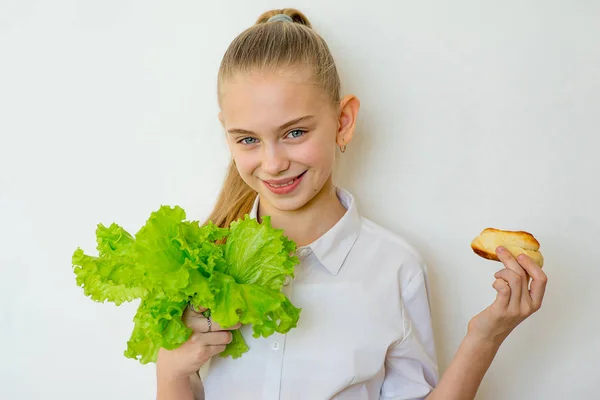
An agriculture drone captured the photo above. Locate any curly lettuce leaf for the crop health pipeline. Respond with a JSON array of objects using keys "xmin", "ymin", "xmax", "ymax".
[
  {"xmin": 209, "ymin": 271, "xmax": 301, "ymax": 335},
  {"xmin": 73, "ymin": 206, "xmax": 300, "ymax": 364},
  {"xmin": 134, "ymin": 208, "xmax": 225, "ymax": 286},
  {"xmin": 222, "ymin": 215, "xmax": 298, "ymax": 290},
  {"xmin": 132, "ymin": 207, "xmax": 228, "ymax": 305},
  {"xmin": 220, "ymin": 329, "xmax": 249, "ymax": 359},
  {"xmin": 72, "ymin": 223, "xmax": 147, "ymax": 305},
  {"xmin": 124, "ymin": 295, "xmax": 189, "ymax": 364}
]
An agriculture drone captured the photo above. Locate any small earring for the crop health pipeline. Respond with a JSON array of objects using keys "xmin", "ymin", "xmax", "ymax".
[{"xmin": 340, "ymin": 143, "xmax": 347, "ymax": 153}]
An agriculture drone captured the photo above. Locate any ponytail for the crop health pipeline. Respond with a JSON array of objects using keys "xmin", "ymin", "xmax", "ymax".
[{"xmin": 205, "ymin": 160, "xmax": 257, "ymax": 228}]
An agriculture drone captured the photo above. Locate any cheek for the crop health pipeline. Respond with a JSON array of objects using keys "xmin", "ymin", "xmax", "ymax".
[
  {"xmin": 233, "ymin": 151, "xmax": 259, "ymax": 177},
  {"xmin": 297, "ymin": 140, "xmax": 336, "ymax": 173}
]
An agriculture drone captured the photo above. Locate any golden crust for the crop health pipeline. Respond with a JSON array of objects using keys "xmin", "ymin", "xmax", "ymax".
[{"xmin": 471, "ymin": 228, "xmax": 544, "ymax": 267}]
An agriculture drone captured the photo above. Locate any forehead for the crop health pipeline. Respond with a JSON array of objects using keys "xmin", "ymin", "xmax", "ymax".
[{"xmin": 219, "ymin": 70, "xmax": 331, "ymax": 128}]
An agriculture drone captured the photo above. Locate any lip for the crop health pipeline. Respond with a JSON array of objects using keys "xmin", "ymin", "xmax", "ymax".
[{"xmin": 262, "ymin": 171, "xmax": 306, "ymax": 195}]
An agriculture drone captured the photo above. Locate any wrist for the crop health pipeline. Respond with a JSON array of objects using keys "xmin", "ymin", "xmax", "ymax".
[
  {"xmin": 156, "ymin": 374, "xmax": 195, "ymax": 400},
  {"xmin": 158, "ymin": 372, "xmax": 192, "ymax": 386},
  {"xmin": 464, "ymin": 329, "xmax": 505, "ymax": 351}
]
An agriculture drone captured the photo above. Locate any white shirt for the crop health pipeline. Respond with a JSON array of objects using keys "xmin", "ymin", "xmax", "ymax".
[{"xmin": 201, "ymin": 187, "xmax": 439, "ymax": 399}]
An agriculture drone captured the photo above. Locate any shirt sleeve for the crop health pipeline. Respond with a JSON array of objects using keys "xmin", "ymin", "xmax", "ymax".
[{"xmin": 380, "ymin": 267, "xmax": 439, "ymax": 400}]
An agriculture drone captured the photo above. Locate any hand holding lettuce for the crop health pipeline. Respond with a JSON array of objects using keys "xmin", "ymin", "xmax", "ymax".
[{"xmin": 72, "ymin": 205, "xmax": 301, "ymax": 364}]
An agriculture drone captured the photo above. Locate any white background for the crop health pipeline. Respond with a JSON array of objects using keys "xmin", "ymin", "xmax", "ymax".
[{"xmin": 1, "ymin": 1, "xmax": 599, "ymax": 399}]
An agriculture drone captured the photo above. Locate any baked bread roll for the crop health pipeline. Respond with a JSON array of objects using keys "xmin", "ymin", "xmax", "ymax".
[{"xmin": 471, "ymin": 228, "xmax": 544, "ymax": 267}]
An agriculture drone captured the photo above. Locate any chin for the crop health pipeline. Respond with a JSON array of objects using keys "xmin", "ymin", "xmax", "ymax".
[
  {"xmin": 256, "ymin": 182, "xmax": 320, "ymax": 213},
  {"xmin": 261, "ymin": 191, "xmax": 310, "ymax": 212}
]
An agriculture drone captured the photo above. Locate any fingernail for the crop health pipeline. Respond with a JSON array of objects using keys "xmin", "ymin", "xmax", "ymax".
[{"xmin": 497, "ymin": 246, "xmax": 505, "ymax": 253}]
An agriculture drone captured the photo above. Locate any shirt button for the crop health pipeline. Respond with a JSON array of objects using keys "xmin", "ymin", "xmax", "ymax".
[
  {"xmin": 283, "ymin": 276, "xmax": 291, "ymax": 286},
  {"xmin": 297, "ymin": 248, "xmax": 310, "ymax": 257},
  {"xmin": 272, "ymin": 341, "xmax": 279, "ymax": 350}
]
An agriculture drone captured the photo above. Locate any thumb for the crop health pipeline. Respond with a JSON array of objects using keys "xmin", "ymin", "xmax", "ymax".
[
  {"xmin": 189, "ymin": 304, "xmax": 208, "ymax": 314},
  {"xmin": 184, "ymin": 304, "xmax": 209, "ymax": 321}
]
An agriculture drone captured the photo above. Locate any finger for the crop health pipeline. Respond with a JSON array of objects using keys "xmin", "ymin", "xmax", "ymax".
[
  {"xmin": 183, "ymin": 305, "xmax": 208, "ymax": 324},
  {"xmin": 494, "ymin": 268, "xmax": 522, "ymax": 311},
  {"xmin": 186, "ymin": 315, "xmax": 219, "ymax": 333},
  {"xmin": 186, "ymin": 314, "xmax": 242, "ymax": 333},
  {"xmin": 189, "ymin": 342, "xmax": 227, "ymax": 363},
  {"xmin": 191, "ymin": 331, "xmax": 233, "ymax": 346},
  {"xmin": 516, "ymin": 253, "xmax": 548, "ymax": 308},
  {"xmin": 188, "ymin": 304, "xmax": 208, "ymax": 314},
  {"xmin": 183, "ymin": 307, "xmax": 211, "ymax": 332},
  {"xmin": 205, "ymin": 344, "xmax": 227, "ymax": 358},
  {"xmin": 492, "ymin": 278, "xmax": 510, "ymax": 308},
  {"xmin": 496, "ymin": 247, "xmax": 530, "ymax": 292},
  {"xmin": 218, "ymin": 321, "xmax": 242, "ymax": 331}
]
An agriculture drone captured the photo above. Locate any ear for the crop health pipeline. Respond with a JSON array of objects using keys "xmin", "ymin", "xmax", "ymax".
[
  {"xmin": 336, "ymin": 95, "xmax": 360, "ymax": 149},
  {"xmin": 218, "ymin": 111, "xmax": 225, "ymax": 128}
]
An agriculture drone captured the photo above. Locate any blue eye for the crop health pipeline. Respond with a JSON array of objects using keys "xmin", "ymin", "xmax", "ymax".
[
  {"xmin": 240, "ymin": 137, "xmax": 258, "ymax": 145},
  {"xmin": 287, "ymin": 129, "xmax": 306, "ymax": 138}
]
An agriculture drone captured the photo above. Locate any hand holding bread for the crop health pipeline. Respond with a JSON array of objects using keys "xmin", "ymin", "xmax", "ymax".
[
  {"xmin": 467, "ymin": 227, "xmax": 547, "ymax": 343},
  {"xmin": 471, "ymin": 228, "xmax": 544, "ymax": 267}
]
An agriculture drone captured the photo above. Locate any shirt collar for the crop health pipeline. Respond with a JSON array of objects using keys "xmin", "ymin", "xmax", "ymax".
[{"xmin": 249, "ymin": 187, "xmax": 361, "ymax": 276}]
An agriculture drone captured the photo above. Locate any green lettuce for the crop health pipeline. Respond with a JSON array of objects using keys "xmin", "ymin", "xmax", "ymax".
[{"xmin": 72, "ymin": 206, "xmax": 301, "ymax": 364}]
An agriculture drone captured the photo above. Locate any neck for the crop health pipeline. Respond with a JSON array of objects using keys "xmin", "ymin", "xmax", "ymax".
[{"xmin": 258, "ymin": 177, "xmax": 347, "ymax": 247}]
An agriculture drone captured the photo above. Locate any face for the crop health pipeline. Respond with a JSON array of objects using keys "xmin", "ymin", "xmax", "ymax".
[{"xmin": 218, "ymin": 69, "xmax": 358, "ymax": 213}]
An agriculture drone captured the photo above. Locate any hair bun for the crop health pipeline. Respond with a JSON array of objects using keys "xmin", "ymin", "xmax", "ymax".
[{"xmin": 255, "ymin": 8, "xmax": 312, "ymax": 28}]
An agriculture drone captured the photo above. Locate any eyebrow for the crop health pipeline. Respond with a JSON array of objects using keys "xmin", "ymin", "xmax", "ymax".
[{"xmin": 227, "ymin": 115, "xmax": 315, "ymax": 135}]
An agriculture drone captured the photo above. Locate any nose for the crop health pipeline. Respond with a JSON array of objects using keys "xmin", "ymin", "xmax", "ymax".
[{"xmin": 261, "ymin": 143, "xmax": 290, "ymax": 177}]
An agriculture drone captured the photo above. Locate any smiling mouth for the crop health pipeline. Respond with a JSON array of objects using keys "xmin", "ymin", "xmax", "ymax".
[{"xmin": 264, "ymin": 171, "xmax": 307, "ymax": 188}]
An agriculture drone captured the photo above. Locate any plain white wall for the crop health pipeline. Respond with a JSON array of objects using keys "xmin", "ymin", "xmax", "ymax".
[{"xmin": 1, "ymin": 1, "xmax": 598, "ymax": 399}]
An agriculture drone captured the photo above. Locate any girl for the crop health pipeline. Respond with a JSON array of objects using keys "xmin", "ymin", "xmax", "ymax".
[{"xmin": 156, "ymin": 8, "xmax": 547, "ymax": 400}]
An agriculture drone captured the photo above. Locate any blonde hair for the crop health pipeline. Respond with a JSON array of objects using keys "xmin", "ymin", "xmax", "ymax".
[{"xmin": 206, "ymin": 8, "xmax": 342, "ymax": 228}]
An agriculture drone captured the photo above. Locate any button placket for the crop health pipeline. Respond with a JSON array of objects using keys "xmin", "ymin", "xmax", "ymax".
[
  {"xmin": 264, "ymin": 331, "xmax": 286, "ymax": 399},
  {"xmin": 262, "ymin": 263, "xmax": 296, "ymax": 399}
]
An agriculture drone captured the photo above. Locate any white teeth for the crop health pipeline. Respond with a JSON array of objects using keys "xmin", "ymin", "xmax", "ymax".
[{"xmin": 269, "ymin": 179, "xmax": 295, "ymax": 188}]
